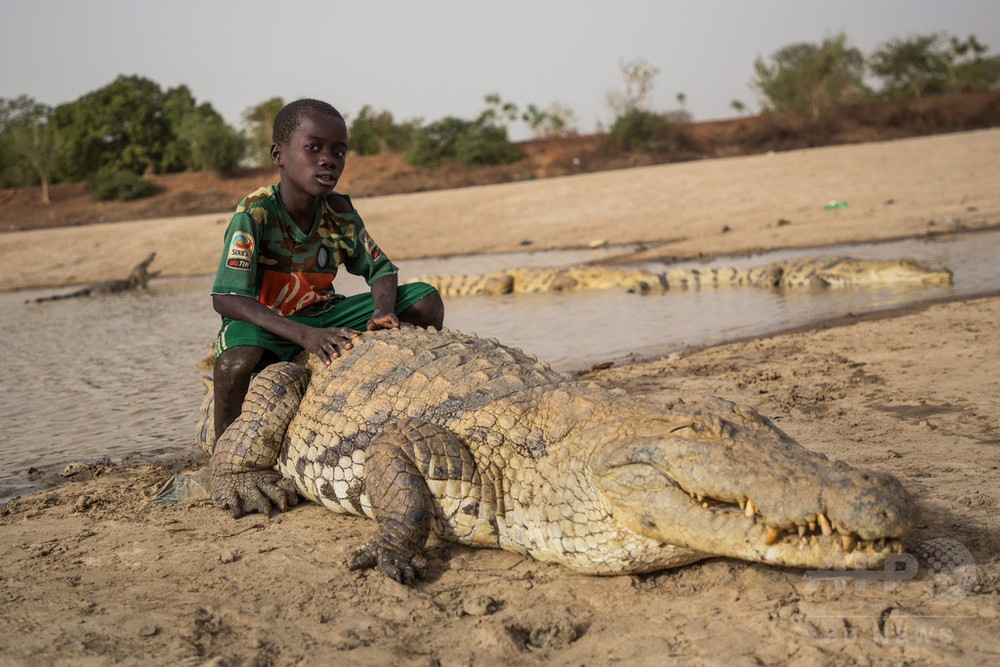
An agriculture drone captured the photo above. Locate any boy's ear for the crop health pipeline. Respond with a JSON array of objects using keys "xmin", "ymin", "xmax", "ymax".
[{"xmin": 270, "ymin": 143, "xmax": 283, "ymax": 167}]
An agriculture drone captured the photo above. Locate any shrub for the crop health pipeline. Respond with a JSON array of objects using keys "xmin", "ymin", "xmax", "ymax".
[
  {"xmin": 406, "ymin": 116, "xmax": 521, "ymax": 167},
  {"xmin": 608, "ymin": 109, "xmax": 673, "ymax": 151},
  {"xmin": 86, "ymin": 169, "xmax": 159, "ymax": 201}
]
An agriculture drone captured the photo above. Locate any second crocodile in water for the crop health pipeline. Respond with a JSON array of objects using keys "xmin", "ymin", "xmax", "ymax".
[{"xmin": 201, "ymin": 328, "xmax": 916, "ymax": 584}]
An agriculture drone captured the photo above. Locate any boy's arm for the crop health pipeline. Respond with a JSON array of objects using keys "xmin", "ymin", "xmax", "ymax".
[
  {"xmin": 213, "ymin": 294, "xmax": 358, "ymax": 365},
  {"xmin": 366, "ymin": 273, "xmax": 402, "ymax": 330}
]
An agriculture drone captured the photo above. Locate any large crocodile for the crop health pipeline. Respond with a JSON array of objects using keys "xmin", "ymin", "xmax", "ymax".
[
  {"xmin": 198, "ymin": 328, "xmax": 915, "ymax": 584},
  {"xmin": 408, "ymin": 256, "xmax": 952, "ymax": 297}
]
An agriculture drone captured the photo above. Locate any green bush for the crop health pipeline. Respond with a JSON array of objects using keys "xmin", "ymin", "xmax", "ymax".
[
  {"xmin": 86, "ymin": 169, "xmax": 159, "ymax": 201},
  {"xmin": 349, "ymin": 106, "xmax": 416, "ymax": 155},
  {"xmin": 453, "ymin": 124, "xmax": 521, "ymax": 165},
  {"xmin": 181, "ymin": 115, "xmax": 245, "ymax": 175},
  {"xmin": 608, "ymin": 108, "xmax": 673, "ymax": 151},
  {"xmin": 406, "ymin": 116, "xmax": 521, "ymax": 167}
]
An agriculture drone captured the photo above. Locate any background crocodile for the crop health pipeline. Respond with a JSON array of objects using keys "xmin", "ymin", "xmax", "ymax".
[
  {"xmin": 408, "ymin": 256, "xmax": 952, "ymax": 297},
  {"xmin": 199, "ymin": 328, "xmax": 915, "ymax": 584},
  {"xmin": 29, "ymin": 252, "xmax": 161, "ymax": 303}
]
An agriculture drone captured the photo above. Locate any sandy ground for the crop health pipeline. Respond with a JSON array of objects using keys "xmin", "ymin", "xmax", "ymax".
[{"xmin": 1, "ymin": 130, "xmax": 999, "ymax": 664}]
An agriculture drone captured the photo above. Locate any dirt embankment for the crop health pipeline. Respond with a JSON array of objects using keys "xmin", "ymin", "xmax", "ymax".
[{"xmin": 2, "ymin": 91, "xmax": 998, "ymax": 233}]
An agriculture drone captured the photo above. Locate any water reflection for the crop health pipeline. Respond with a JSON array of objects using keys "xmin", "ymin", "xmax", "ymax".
[{"xmin": 1, "ymin": 230, "xmax": 997, "ymax": 502}]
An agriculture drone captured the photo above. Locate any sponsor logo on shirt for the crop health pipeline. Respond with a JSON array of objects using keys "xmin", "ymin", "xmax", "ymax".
[
  {"xmin": 226, "ymin": 232, "xmax": 254, "ymax": 270},
  {"xmin": 359, "ymin": 230, "xmax": 383, "ymax": 261},
  {"xmin": 260, "ymin": 270, "xmax": 336, "ymax": 314}
]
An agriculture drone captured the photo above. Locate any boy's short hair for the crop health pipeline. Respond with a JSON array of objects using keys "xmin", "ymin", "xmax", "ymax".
[{"xmin": 272, "ymin": 99, "xmax": 344, "ymax": 145}]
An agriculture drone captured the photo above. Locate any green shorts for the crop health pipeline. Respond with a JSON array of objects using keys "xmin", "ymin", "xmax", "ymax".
[{"xmin": 214, "ymin": 281, "xmax": 437, "ymax": 366}]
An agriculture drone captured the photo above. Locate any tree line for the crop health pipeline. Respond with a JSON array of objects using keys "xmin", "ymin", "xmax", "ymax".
[{"xmin": 1, "ymin": 31, "xmax": 997, "ymax": 203}]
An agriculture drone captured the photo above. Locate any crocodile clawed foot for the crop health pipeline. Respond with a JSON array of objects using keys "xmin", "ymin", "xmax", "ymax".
[
  {"xmin": 348, "ymin": 539, "xmax": 427, "ymax": 585},
  {"xmin": 211, "ymin": 469, "xmax": 299, "ymax": 518}
]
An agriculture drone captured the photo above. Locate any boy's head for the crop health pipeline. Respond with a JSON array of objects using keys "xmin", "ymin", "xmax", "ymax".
[
  {"xmin": 272, "ymin": 98, "xmax": 344, "ymax": 145},
  {"xmin": 270, "ymin": 99, "xmax": 349, "ymax": 202}
]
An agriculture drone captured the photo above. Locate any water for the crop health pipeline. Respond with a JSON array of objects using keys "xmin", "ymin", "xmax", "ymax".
[{"xmin": 2, "ymin": 230, "xmax": 998, "ymax": 502}]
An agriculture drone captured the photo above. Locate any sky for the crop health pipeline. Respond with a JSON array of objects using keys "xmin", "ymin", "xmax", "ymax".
[{"xmin": 3, "ymin": 0, "xmax": 999, "ymax": 141}]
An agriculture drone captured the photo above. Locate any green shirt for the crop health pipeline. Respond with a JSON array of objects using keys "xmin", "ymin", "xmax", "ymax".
[{"xmin": 212, "ymin": 185, "xmax": 397, "ymax": 316}]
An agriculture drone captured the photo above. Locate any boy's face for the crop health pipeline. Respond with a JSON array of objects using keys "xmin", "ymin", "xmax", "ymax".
[{"xmin": 270, "ymin": 112, "xmax": 348, "ymax": 200}]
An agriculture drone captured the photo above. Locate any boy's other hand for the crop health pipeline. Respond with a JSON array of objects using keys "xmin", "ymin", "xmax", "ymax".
[
  {"xmin": 366, "ymin": 310, "xmax": 415, "ymax": 332},
  {"xmin": 303, "ymin": 326, "xmax": 360, "ymax": 365}
]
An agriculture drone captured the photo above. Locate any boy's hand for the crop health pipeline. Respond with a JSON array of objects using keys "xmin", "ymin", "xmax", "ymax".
[
  {"xmin": 302, "ymin": 326, "xmax": 360, "ymax": 365},
  {"xmin": 367, "ymin": 310, "xmax": 415, "ymax": 331}
]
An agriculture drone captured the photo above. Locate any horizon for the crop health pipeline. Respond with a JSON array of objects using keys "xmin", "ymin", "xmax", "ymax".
[{"xmin": 3, "ymin": 1, "xmax": 999, "ymax": 141}]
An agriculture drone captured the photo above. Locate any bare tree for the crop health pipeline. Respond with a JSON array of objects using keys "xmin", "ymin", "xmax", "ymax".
[{"xmin": 606, "ymin": 58, "xmax": 660, "ymax": 117}]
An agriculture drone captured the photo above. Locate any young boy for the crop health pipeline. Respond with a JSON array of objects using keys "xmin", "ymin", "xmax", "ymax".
[{"xmin": 211, "ymin": 98, "xmax": 444, "ymax": 443}]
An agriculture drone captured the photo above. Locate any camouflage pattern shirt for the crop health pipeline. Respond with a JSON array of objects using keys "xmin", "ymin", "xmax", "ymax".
[{"xmin": 212, "ymin": 185, "xmax": 397, "ymax": 316}]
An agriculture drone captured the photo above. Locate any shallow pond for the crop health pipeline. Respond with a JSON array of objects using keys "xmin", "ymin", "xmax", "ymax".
[{"xmin": 2, "ymin": 230, "xmax": 998, "ymax": 502}]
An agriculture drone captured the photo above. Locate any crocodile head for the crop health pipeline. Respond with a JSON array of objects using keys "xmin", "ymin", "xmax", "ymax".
[{"xmin": 589, "ymin": 396, "xmax": 916, "ymax": 569}]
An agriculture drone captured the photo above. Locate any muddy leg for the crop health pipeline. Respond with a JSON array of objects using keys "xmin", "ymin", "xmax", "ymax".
[{"xmin": 213, "ymin": 345, "xmax": 265, "ymax": 443}]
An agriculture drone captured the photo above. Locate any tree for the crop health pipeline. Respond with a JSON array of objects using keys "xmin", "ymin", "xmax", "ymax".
[
  {"xmin": 242, "ymin": 97, "xmax": 284, "ymax": 166},
  {"xmin": 0, "ymin": 96, "xmax": 59, "ymax": 203},
  {"xmin": 50, "ymin": 75, "xmax": 171, "ymax": 179},
  {"xmin": 869, "ymin": 33, "xmax": 951, "ymax": 100},
  {"xmin": 606, "ymin": 58, "xmax": 660, "ymax": 117},
  {"xmin": 348, "ymin": 105, "xmax": 418, "ymax": 155},
  {"xmin": 177, "ymin": 111, "xmax": 245, "ymax": 175},
  {"xmin": 406, "ymin": 95, "xmax": 521, "ymax": 167},
  {"xmin": 752, "ymin": 33, "xmax": 868, "ymax": 117},
  {"xmin": 521, "ymin": 102, "xmax": 577, "ymax": 139},
  {"xmin": 159, "ymin": 85, "xmax": 201, "ymax": 172},
  {"xmin": 730, "ymin": 99, "xmax": 747, "ymax": 114},
  {"xmin": 948, "ymin": 35, "xmax": 1000, "ymax": 92}
]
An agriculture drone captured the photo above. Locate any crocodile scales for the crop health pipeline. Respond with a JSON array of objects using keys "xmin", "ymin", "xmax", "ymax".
[
  {"xmin": 407, "ymin": 256, "xmax": 953, "ymax": 297},
  {"xmin": 200, "ymin": 328, "xmax": 915, "ymax": 584}
]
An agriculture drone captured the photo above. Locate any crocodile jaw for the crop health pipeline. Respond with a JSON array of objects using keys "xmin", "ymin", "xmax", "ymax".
[{"xmin": 587, "ymin": 401, "xmax": 917, "ymax": 570}]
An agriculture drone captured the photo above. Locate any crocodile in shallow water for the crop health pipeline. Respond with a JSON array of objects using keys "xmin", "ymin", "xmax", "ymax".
[
  {"xmin": 408, "ymin": 256, "xmax": 952, "ymax": 297},
  {"xmin": 30, "ymin": 252, "xmax": 161, "ymax": 303},
  {"xmin": 198, "ymin": 328, "xmax": 916, "ymax": 584}
]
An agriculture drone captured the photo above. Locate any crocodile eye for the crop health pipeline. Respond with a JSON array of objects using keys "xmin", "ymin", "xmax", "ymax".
[{"xmin": 691, "ymin": 423, "xmax": 706, "ymax": 433}]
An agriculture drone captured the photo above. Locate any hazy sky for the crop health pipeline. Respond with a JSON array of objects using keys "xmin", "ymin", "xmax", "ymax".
[{"xmin": 3, "ymin": 0, "xmax": 999, "ymax": 140}]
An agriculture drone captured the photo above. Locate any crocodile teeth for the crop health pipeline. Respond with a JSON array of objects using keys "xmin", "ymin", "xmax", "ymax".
[
  {"xmin": 817, "ymin": 513, "xmax": 833, "ymax": 536},
  {"xmin": 797, "ymin": 525, "xmax": 806, "ymax": 538},
  {"xmin": 841, "ymin": 535, "xmax": 857, "ymax": 552},
  {"xmin": 745, "ymin": 500, "xmax": 756, "ymax": 518},
  {"xmin": 765, "ymin": 526, "xmax": 782, "ymax": 545}
]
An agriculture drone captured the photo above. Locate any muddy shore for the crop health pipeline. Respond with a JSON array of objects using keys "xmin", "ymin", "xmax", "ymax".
[{"xmin": 1, "ymin": 130, "xmax": 998, "ymax": 664}]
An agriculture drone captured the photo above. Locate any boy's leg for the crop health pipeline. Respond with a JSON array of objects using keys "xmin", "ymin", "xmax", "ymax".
[
  {"xmin": 213, "ymin": 345, "xmax": 265, "ymax": 442},
  {"xmin": 313, "ymin": 282, "xmax": 444, "ymax": 332},
  {"xmin": 399, "ymin": 289, "xmax": 445, "ymax": 329},
  {"xmin": 213, "ymin": 318, "xmax": 305, "ymax": 443}
]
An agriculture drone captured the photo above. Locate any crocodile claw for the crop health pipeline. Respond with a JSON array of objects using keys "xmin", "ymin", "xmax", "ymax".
[
  {"xmin": 212, "ymin": 469, "xmax": 299, "ymax": 518},
  {"xmin": 348, "ymin": 539, "xmax": 427, "ymax": 585}
]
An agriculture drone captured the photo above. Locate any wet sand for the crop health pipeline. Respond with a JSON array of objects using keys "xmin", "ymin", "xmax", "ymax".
[{"xmin": 1, "ymin": 130, "xmax": 999, "ymax": 664}]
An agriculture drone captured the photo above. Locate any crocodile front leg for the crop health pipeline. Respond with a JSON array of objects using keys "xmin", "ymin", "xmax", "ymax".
[
  {"xmin": 349, "ymin": 418, "xmax": 488, "ymax": 585},
  {"xmin": 212, "ymin": 362, "xmax": 310, "ymax": 518}
]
